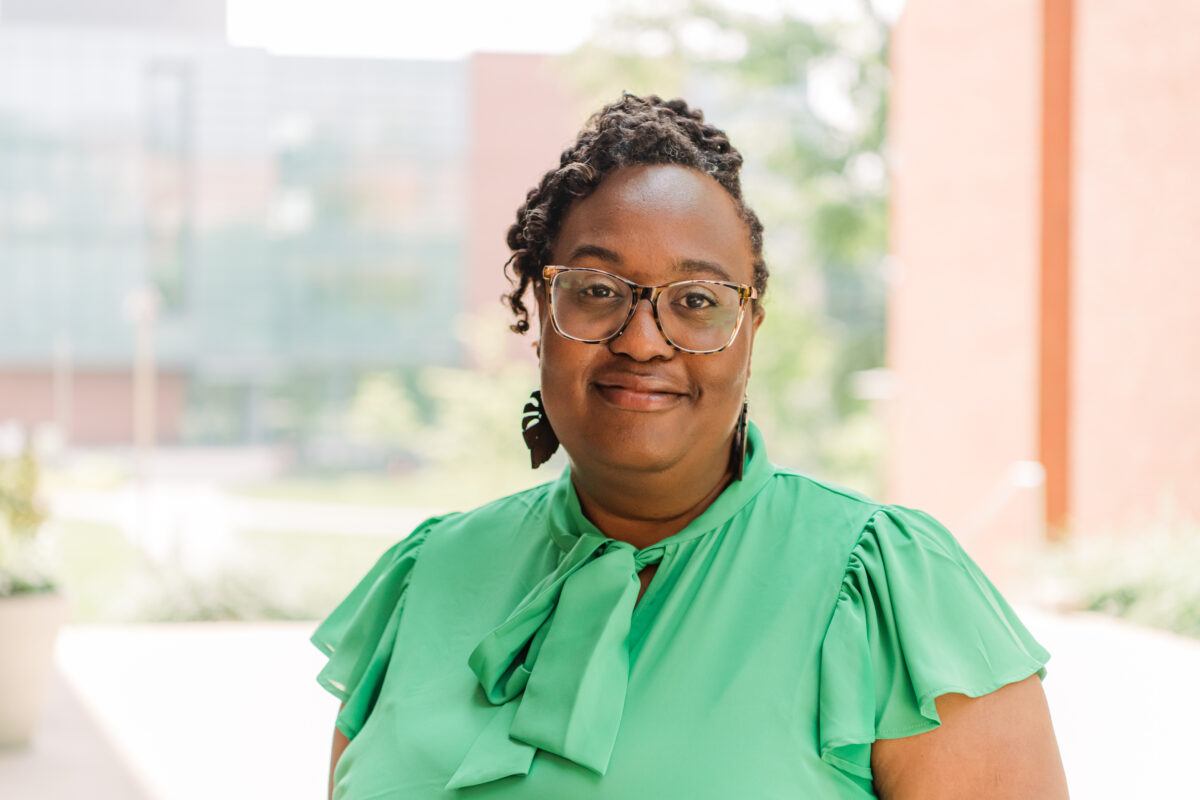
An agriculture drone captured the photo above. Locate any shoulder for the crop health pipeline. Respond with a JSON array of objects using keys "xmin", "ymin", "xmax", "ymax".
[
  {"xmin": 428, "ymin": 477, "xmax": 556, "ymax": 528},
  {"xmin": 852, "ymin": 502, "xmax": 973, "ymax": 568},
  {"xmin": 748, "ymin": 468, "xmax": 976, "ymax": 580},
  {"xmin": 760, "ymin": 465, "xmax": 879, "ymax": 508},
  {"xmin": 770, "ymin": 467, "xmax": 964, "ymax": 550},
  {"xmin": 414, "ymin": 477, "xmax": 560, "ymax": 554},
  {"xmin": 752, "ymin": 466, "xmax": 885, "ymax": 545}
]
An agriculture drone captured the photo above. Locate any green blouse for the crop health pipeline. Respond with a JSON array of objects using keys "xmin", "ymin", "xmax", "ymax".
[{"xmin": 313, "ymin": 423, "xmax": 1048, "ymax": 799}]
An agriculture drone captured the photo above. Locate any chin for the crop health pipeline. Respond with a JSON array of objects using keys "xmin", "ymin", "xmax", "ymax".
[
  {"xmin": 577, "ymin": 449, "xmax": 682, "ymax": 478},
  {"xmin": 564, "ymin": 422, "xmax": 692, "ymax": 476}
]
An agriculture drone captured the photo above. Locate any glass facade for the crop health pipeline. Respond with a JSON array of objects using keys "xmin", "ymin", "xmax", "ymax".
[{"xmin": 0, "ymin": 16, "xmax": 468, "ymax": 445}]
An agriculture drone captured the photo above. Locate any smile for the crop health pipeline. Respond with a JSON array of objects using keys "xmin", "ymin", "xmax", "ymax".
[{"xmin": 592, "ymin": 381, "xmax": 687, "ymax": 412}]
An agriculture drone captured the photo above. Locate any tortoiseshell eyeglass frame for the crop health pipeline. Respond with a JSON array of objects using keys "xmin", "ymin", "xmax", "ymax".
[{"xmin": 541, "ymin": 266, "xmax": 759, "ymax": 355}]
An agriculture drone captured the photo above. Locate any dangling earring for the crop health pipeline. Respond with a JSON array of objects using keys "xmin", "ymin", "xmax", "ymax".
[
  {"xmin": 729, "ymin": 399, "xmax": 749, "ymax": 481},
  {"xmin": 522, "ymin": 390, "xmax": 559, "ymax": 468}
]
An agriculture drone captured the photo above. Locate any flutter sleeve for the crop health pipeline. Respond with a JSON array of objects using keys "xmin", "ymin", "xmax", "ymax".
[
  {"xmin": 818, "ymin": 505, "xmax": 1049, "ymax": 783},
  {"xmin": 312, "ymin": 518, "xmax": 441, "ymax": 739}
]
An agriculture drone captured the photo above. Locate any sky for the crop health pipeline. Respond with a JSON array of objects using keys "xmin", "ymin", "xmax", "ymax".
[{"xmin": 227, "ymin": 0, "xmax": 906, "ymax": 60}]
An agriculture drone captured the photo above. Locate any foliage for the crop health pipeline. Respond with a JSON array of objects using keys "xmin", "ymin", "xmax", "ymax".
[
  {"xmin": 0, "ymin": 447, "xmax": 55, "ymax": 596},
  {"xmin": 111, "ymin": 562, "xmax": 307, "ymax": 622},
  {"xmin": 340, "ymin": 310, "xmax": 555, "ymax": 505},
  {"xmin": 414, "ymin": 312, "xmax": 544, "ymax": 480},
  {"xmin": 47, "ymin": 519, "xmax": 139, "ymax": 620},
  {"xmin": 558, "ymin": 1, "xmax": 891, "ymax": 493},
  {"xmin": 49, "ymin": 517, "xmax": 398, "ymax": 623},
  {"xmin": 1043, "ymin": 512, "xmax": 1200, "ymax": 639},
  {"xmin": 345, "ymin": 371, "xmax": 423, "ymax": 450}
]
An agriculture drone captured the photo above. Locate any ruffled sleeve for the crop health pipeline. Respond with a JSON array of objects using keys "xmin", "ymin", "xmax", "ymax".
[
  {"xmin": 311, "ymin": 518, "xmax": 441, "ymax": 739},
  {"xmin": 818, "ymin": 506, "xmax": 1049, "ymax": 783}
]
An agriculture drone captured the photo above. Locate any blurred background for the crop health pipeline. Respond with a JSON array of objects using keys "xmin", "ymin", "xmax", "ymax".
[{"xmin": 0, "ymin": 0, "xmax": 1197, "ymax": 798}]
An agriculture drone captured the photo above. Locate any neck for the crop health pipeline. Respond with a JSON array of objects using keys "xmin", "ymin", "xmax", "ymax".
[{"xmin": 569, "ymin": 453, "xmax": 734, "ymax": 550}]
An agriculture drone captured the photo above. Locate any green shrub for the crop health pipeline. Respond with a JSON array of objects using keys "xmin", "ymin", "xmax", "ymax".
[
  {"xmin": 0, "ymin": 448, "xmax": 54, "ymax": 596},
  {"xmin": 1047, "ymin": 513, "xmax": 1200, "ymax": 639}
]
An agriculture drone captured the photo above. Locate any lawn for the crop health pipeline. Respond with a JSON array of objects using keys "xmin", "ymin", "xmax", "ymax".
[{"xmin": 48, "ymin": 518, "xmax": 397, "ymax": 623}]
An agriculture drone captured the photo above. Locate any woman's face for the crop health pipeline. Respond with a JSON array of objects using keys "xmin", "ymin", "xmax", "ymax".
[{"xmin": 537, "ymin": 164, "xmax": 763, "ymax": 480}]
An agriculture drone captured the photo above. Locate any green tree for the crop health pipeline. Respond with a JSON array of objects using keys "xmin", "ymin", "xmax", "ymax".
[
  {"xmin": 346, "ymin": 371, "xmax": 423, "ymax": 449},
  {"xmin": 413, "ymin": 311, "xmax": 546, "ymax": 497},
  {"xmin": 341, "ymin": 310, "xmax": 548, "ymax": 505}
]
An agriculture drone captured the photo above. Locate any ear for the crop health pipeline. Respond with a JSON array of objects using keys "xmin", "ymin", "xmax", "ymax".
[
  {"xmin": 534, "ymin": 282, "xmax": 553, "ymax": 341},
  {"xmin": 746, "ymin": 303, "xmax": 766, "ymax": 352},
  {"xmin": 745, "ymin": 303, "xmax": 765, "ymax": 380}
]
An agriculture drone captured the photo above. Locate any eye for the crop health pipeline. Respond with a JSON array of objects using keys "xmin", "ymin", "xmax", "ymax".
[
  {"xmin": 581, "ymin": 283, "xmax": 617, "ymax": 299},
  {"xmin": 562, "ymin": 271, "xmax": 628, "ymax": 303},
  {"xmin": 676, "ymin": 288, "xmax": 720, "ymax": 310}
]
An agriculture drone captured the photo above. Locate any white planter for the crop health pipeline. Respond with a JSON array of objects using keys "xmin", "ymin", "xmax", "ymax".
[{"xmin": 0, "ymin": 590, "xmax": 69, "ymax": 747}]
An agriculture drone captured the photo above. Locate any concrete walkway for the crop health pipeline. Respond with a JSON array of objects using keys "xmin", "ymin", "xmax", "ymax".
[
  {"xmin": 1018, "ymin": 607, "xmax": 1200, "ymax": 799},
  {"xmin": 2, "ymin": 609, "xmax": 1198, "ymax": 799},
  {"xmin": 7, "ymin": 623, "xmax": 333, "ymax": 800},
  {"xmin": 0, "ymin": 671, "xmax": 152, "ymax": 799}
]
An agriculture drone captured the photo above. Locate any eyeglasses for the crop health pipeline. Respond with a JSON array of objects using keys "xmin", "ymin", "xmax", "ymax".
[{"xmin": 542, "ymin": 266, "xmax": 759, "ymax": 354}]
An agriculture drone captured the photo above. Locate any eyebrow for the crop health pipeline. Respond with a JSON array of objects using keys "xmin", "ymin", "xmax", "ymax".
[
  {"xmin": 675, "ymin": 258, "xmax": 734, "ymax": 283},
  {"xmin": 565, "ymin": 245, "xmax": 735, "ymax": 283},
  {"xmin": 565, "ymin": 244, "xmax": 622, "ymax": 264}
]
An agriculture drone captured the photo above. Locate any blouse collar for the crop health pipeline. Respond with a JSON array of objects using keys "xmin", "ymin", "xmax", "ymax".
[{"xmin": 546, "ymin": 420, "xmax": 773, "ymax": 555}]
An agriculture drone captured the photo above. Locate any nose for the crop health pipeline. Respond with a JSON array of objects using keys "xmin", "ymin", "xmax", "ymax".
[{"xmin": 608, "ymin": 298, "xmax": 675, "ymax": 360}]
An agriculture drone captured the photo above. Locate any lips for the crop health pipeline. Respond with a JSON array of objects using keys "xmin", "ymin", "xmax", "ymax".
[{"xmin": 592, "ymin": 374, "xmax": 689, "ymax": 412}]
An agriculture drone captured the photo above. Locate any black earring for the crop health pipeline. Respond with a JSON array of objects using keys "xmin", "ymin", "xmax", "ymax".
[
  {"xmin": 522, "ymin": 390, "xmax": 560, "ymax": 469},
  {"xmin": 729, "ymin": 399, "xmax": 749, "ymax": 481}
]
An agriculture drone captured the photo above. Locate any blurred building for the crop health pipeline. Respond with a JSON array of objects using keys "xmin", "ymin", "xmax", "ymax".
[
  {"xmin": 888, "ymin": 0, "xmax": 1200, "ymax": 541},
  {"xmin": 0, "ymin": 0, "xmax": 574, "ymax": 454}
]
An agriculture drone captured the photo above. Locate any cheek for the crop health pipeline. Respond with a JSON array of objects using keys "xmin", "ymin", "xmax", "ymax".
[
  {"xmin": 699, "ymin": 345, "xmax": 754, "ymax": 400},
  {"xmin": 537, "ymin": 335, "xmax": 591, "ymax": 412}
]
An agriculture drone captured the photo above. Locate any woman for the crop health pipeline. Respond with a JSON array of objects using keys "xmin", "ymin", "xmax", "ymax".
[{"xmin": 315, "ymin": 95, "xmax": 1069, "ymax": 799}]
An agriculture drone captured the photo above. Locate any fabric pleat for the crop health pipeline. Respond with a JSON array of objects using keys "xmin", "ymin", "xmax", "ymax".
[
  {"xmin": 818, "ymin": 507, "xmax": 1050, "ymax": 783},
  {"xmin": 311, "ymin": 518, "xmax": 442, "ymax": 739}
]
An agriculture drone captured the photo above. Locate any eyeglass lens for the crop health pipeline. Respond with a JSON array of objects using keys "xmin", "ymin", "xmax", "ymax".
[{"xmin": 551, "ymin": 270, "xmax": 743, "ymax": 352}]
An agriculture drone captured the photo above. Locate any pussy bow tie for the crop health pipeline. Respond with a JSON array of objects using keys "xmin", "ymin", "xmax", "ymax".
[{"xmin": 446, "ymin": 531, "xmax": 665, "ymax": 789}]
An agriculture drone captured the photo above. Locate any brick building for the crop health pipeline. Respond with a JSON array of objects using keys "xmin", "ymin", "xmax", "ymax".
[{"xmin": 888, "ymin": 0, "xmax": 1200, "ymax": 542}]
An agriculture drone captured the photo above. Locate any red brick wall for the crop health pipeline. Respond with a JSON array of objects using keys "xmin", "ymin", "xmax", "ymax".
[
  {"xmin": 466, "ymin": 53, "xmax": 577, "ymax": 357},
  {"xmin": 887, "ymin": 0, "xmax": 1043, "ymax": 556},
  {"xmin": 0, "ymin": 370, "xmax": 185, "ymax": 445},
  {"xmin": 1070, "ymin": 0, "xmax": 1200, "ymax": 533},
  {"xmin": 890, "ymin": 0, "xmax": 1200, "ymax": 544}
]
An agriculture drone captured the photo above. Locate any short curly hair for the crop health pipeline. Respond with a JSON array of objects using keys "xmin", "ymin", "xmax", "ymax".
[{"xmin": 503, "ymin": 93, "xmax": 767, "ymax": 334}]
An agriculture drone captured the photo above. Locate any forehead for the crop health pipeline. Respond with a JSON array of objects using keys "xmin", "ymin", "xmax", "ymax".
[{"xmin": 550, "ymin": 164, "xmax": 755, "ymax": 285}]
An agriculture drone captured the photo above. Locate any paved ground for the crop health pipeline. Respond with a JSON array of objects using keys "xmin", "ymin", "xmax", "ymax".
[
  {"xmin": 0, "ymin": 671, "xmax": 152, "ymax": 799},
  {"xmin": 1020, "ymin": 607, "xmax": 1200, "ymax": 798},
  {"xmin": 2, "ymin": 623, "xmax": 332, "ymax": 800},
  {"xmin": 2, "ymin": 609, "xmax": 1198, "ymax": 799}
]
